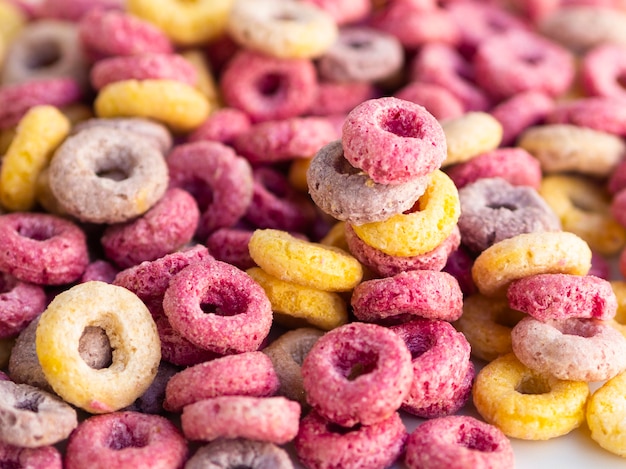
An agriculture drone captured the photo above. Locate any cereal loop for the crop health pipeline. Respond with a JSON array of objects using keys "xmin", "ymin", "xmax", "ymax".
[
  {"xmin": 35, "ymin": 281, "xmax": 161, "ymax": 413},
  {"xmin": 441, "ymin": 111, "xmax": 503, "ymax": 167},
  {"xmin": 587, "ymin": 371, "xmax": 626, "ymax": 457},
  {"xmin": 185, "ymin": 439, "xmax": 294, "ymax": 469}
]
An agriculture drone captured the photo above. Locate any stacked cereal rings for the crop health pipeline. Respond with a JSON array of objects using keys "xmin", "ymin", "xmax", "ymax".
[{"xmin": 4, "ymin": 0, "xmax": 626, "ymax": 467}]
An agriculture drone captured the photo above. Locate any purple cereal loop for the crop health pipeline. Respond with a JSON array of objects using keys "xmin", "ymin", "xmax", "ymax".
[
  {"xmin": 0, "ymin": 442, "xmax": 62, "ymax": 469},
  {"xmin": 80, "ymin": 260, "xmax": 119, "ymax": 284},
  {"xmin": 443, "ymin": 246, "xmax": 477, "ymax": 296},
  {"xmin": 0, "ymin": 272, "xmax": 46, "ymax": 338},
  {"xmin": 394, "ymin": 81, "xmax": 465, "ymax": 121}
]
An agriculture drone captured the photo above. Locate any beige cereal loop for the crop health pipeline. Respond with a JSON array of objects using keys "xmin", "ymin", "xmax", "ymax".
[
  {"xmin": 248, "ymin": 229, "xmax": 363, "ymax": 292},
  {"xmin": 471, "ymin": 231, "xmax": 592, "ymax": 297},
  {"xmin": 586, "ymin": 370, "xmax": 626, "ymax": 457},
  {"xmin": 440, "ymin": 112, "xmax": 503, "ymax": 167},
  {"xmin": 518, "ymin": 124, "xmax": 625, "ymax": 177},
  {"xmin": 35, "ymin": 281, "xmax": 161, "ymax": 414}
]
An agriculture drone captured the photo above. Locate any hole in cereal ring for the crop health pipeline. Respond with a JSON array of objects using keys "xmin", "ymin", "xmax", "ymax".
[
  {"xmin": 27, "ymin": 40, "xmax": 62, "ymax": 69},
  {"xmin": 336, "ymin": 350, "xmax": 379, "ymax": 381},
  {"xmin": 380, "ymin": 109, "xmax": 424, "ymax": 139},
  {"xmin": 14, "ymin": 393, "xmax": 44, "ymax": 413},
  {"xmin": 326, "ymin": 421, "xmax": 363, "ymax": 435},
  {"xmin": 96, "ymin": 165, "xmax": 129, "ymax": 182},
  {"xmin": 516, "ymin": 375, "xmax": 551, "ymax": 395},
  {"xmin": 520, "ymin": 51, "xmax": 543, "ymax": 66},
  {"xmin": 405, "ymin": 335, "xmax": 436, "ymax": 360},
  {"xmin": 107, "ymin": 422, "xmax": 149, "ymax": 450},
  {"xmin": 17, "ymin": 222, "xmax": 56, "ymax": 241},
  {"xmin": 486, "ymin": 202, "xmax": 518, "ymax": 211},
  {"xmin": 256, "ymin": 73, "xmax": 285, "ymax": 97},
  {"xmin": 457, "ymin": 425, "xmax": 500, "ymax": 452},
  {"xmin": 618, "ymin": 73, "xmax": 626, "ymax": 90},
  {"xmin": 79, "ymin": 326, "xmax": 113, "ymax": 370},
  {"xmin": 347, "ymin": 39, "xmax": 372, "ymax": 50},
  {"xmin": 200, "ymin": 302, "xmax": 238, "ymax": 317},
  {"xmin": 495, "ymin": 308, "xmax": 526, "ymax": 328}
]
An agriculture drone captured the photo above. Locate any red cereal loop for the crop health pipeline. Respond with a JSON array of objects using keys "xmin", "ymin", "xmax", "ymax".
[
  {"xmin": 205, "ymin": 228, "xmax": 256, "ymax": 271},
  {"xmin": 0, "ymin": 272, "xmax": 47, "ymax": 339},
  {"xmin": 581, "ymin": 42, "xmax": 626, "ymax": 99},
  {"xmin": 64, "ymin": 411, "xmax": 187, "ymax": 469},
  {"xmin": 0, "ymin": 442, "xmax": 62, "ymax": 469},
  {"xmin": 301, "ymin": 322, "xmax": 414, "ymax": 427},
  {"xmin": 162, "ymin": 258, "xmax": 273, "ymax": 355},
  {"xmin": 187, "ymin": 107, "xmax": 252, "ymax": 145},
  {"xmin": 220, "ymin": 49, "xmax": 318, "ymax": 123}
]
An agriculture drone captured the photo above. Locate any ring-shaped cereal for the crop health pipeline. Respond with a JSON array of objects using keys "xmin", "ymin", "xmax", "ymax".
[
  {"xmin": 586, "ymin": 370, "xmax": 626, "ymax": 457},
  {"xmin": 0, "ymin": 272, "xmax": 47, "ymax": 339},
  {"xmin": 185, "ymin": 439, "xmax": 294, "ymax": 469},
  {"xmin": 227, "ymin": 0, "xmax": 338, "ymax": 59},
  {"xmin": 47, "ymin": 126, "xmax": 169, "ymax": 224},
  {"xmin": 440, "ymin": 111, "xmax": 503, "ymax": 167},
  {"xmin": 471, "ymin": 231, "xmax": 592, "ymax": 297},
  {"xmin": 350, "ymin": 170, "xmax": 461, "ymax": 257},
  {"xmin": 94, "ymin": 79, "xmax": 211, "ymax": 133},
  {"xmin": 0, "ymin": 443, "xmax": 62, "ymax": 469},
  {"xmin": 539, "ymin": 173, "xmax": 626, "ymax": 256},
  {"xmin": 248, "ymin": 229, "xmax": 363, "ymax": 292},
  {"xmin": 0, "ymin": 105, "xmax": 70, "ymax": 212},
  {"xmin": 126, "ymin": 0, "xmax": 233, "ymax": 46},
  {"xmin": 35, "ymin": 281, "xmax": 161, "ymax": 414},
  {"xmin": 582, "ymin": 43, "xmax": 626, "ymax": 99},
  {"xmin": 472, "ymin": 353, "xmax": 589, "ymax": 440},
  {"xmin": 341, "ymin": 97, "xmax": 447, "ymax": 184}
]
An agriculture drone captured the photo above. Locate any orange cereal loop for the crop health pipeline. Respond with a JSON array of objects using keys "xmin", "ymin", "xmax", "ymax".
[
  {"xmin": 94, "ymin": 79, "xmax": 211, "ymax": 134},
  {"xmin": 471, "ymin": 231, "xmax": 592, "ymax": 297},
  {"xmin": 586, "ymin": 370, "xmax": 626, "ymax": 457},
  {"xmin": 248, "ymin": 229, "xmax": 363, "ymax": 292},
  {"xmin": 440, "ymin": 111, "xmax": 503, "ymax": 167},
  {"xmin": 350, "ymin": 170, "xmax": 460, "ymax": 257},
  {"xmin": 288, "ymin": 157, "xmax": 312, "ymax": 193},
  {"xmin": 539, "ymin": 174, "xmax": 626, "ymax": 256},
  {"xmin": 126, "ymin": 0, "xmax": 234, "ymax": 46},
  {"xmin": 0, "ymin": 105, "xmax": 70, "ymax": 212},
  {"xmin": 473, "ymin": 353, "xmax": 589, "ymax": 440},
  {"xmin": 179, "ymin": 49, "xmax": 222, "ymax": 107},
  {"xmin": 247, "ymin": 267, "xmax": 348, "ymax": 331}
]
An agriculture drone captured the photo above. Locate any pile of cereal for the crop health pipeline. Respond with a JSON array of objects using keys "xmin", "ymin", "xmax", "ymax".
[{"xmin": 1, "ymin": 0, "xmax": 626, "ymax": 467}]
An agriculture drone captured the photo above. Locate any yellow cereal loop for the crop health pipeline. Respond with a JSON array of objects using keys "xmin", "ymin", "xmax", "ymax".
[
  {"xmin": 248, "ymin": 229, "xmax": 363, "ymax": 292},
  {"xmin": 247, "ymin": 267, "xmax": 348, "ymax": 331},
  {"xmin": 473, "ymin": 353, "xmax": 589, "ymax": 440},
  {"xmin": 288, "ymin": 157, "xmax": 312, "ymax": 193},
  {"xmin": 179, "ymin": 49, "xmax": 222, "ymax": 107},
  {"xmin": 320, "ymin": 221, "xmax": 350, "ymax": 252},
  {"xmin": 609, "ymin": 280, "xmax": 626, "ymax": 338},
  {"xmin": 472, "ymin": 231, "xmax": 592, "ymax": 297},
  {"xmin": 126, "ymin": 0, "xmax": 234, "ymax": 46},
  {"xmin": 351, "ymin": 170, "xmax": 460, "ymax": 257},
  {"xmin": 0, "ymin": 105, "xmax": 70, "ymax": 212},
  {"xmin": 539, "ymin": 174, "xmax": 626, "ymax": 256},
  {"xmin": 0, "ymin": 127, "xmax": 15, "ymax": 155},
  {"xmin": 0, "ymin": 0, "xmax": 26, "ymax": 44},
  {"xmin": 94, "ymin": 79, "xmax": 211, "ymax": 133},
  {"xmin": 587, "ymin": 370, "xmax": 626, "ymax": 457},
  {"xmin": 36, "ymin": 281, "xmax": 161, "ymax": 414},
  {"xmin": 440, "ymin": 111, "xmax": 503, "ymax": 167}
]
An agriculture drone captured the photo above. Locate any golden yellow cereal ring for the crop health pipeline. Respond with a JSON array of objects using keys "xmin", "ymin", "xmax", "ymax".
[
  {"xmin": 288, "ymin": 157, "xmax": 312, "ymax": 193},
  {"xmin": 0, "ymin": 127, "xmax": 15, "ymax": 155},
  {"xmin": 473, "ymin": 353, "xmax": 589, "ymax": 440},
  {"xmin": 248, "ymin": 229, "xmax": 363, "ymax": 292},
  {"xmin": 0, "ymin": 105, "xmax": 70, "ymax": 212},
  {"xmin": 350, "ymin": 170, "xmax": 460, "ymax": 257},
  {"xmin": 609, "ymin": 280, "xmax": 626, "ymax": 338},
  {"xmin": 247, "ymin": 267, "xmax": 348, "ymax": 331},
  {"xmin": 472, "ymin": 231, "xmax": 592, "ymax": 297},
  {"xmin": 320, "ymin": 221, "xmax": 349, "ymax": 252},
  {"xmin": 36, "ymin": 281, "xmax": 161, "ymax": 414},
  {"xmin": 126, "ymin": 0, "xmax": 234, "ymax": 46},
  {"xmin": 440, "ymin": 111, "xmax": 503, "ymax": 167},
  {"xmin": 453, "ymin": 293, "xmax": 526, "ymax": 363},
  {"xmin": 587, "ymin": 370, "xmax": 626, "ymax": 457},
  {"xmin": 539, "ymin": 174, "xmax": 626, "ymax": 256},
  {"xmin": 179, "ymin": 49, "xmax": 222, "ymax": 107},
  {"xmin": 94, "ymin": 79, "xmax": 211, "ymax": 133},
  {"xmin": 0, "ymin": 0, "xmax": 26, "ymax": 44}
]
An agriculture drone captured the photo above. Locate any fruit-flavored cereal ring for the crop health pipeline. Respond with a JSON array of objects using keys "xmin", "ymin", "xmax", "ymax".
[
  {"xmin": 546, "ymin": 96, "xmax": 626, "ymax": 137},
  {"xmin": 248, "ymin": 229, "xmax": 363, "ymax": 292},
  {"xmin": 35, "ymin": 281, "xmax": 161, "ymax": 413},
  {"xmin": 9, "ymin": 317, "xmax": 56, "ymax": 392},
  {"xmin": 294, "ymin": 410, "xmax": 407, "ymax": 469},
  {"xmin": 0, "ymin": 212, "xmax": 89, "ymax": 285},
  {"xmin": 352, "ymin": 271, "xmax": 463, "ymax": 324},
  {"xmin": 164, "ymin": 351, "xmax": 280, "ymax": 412},
  {"xmin": 167, "ymin": 140, "xmax": 254, "ymax": 240},
  {"xmin": 317, "ymin": 26, "xmax": 403, "ymax": 83},
  {"xmin": 586, "ymin": 370, "xmax": 626, "ymax": 457},
  {"xmin": 206, "ymin": 228, "xmax": 255, "ymax": 271},
  {"xmin": 101, "ymin": 188, "xmax": 200, "ymax": 269},
  {"xmin": 162, "ymin": 258, "xmax": 273, "ymax": 355},
  {"xmin": 89, "ymin": 52, "xmax": 198, "ymax": 91},
  {"xmin": 301, "ymin": 322, "xmax": 413, "ymax": 427},
  {"xmin": 457, "ymin": 177, "xmax": 561, "ymax": 254},
  {"xmin": 126, "ymin": 361, "xmax": 182, "ymax": 415},
  {"xmin": 404, "ymin": 415, "xmax": 514, "ymax": 469},
  {"xmin": 262, "ymin": 327, "xmax": 324, "ymax": 405},
  {"xmin": 440, "ymin": 111, "xmax": 503, "ymax": 167},
  {"xmin": 0, "ymin": 442, "xmax": 62, "ymax": 469},
  {"xmin": 391, "ymin": 319, "xmax": 474, "ymax": 418},
  {"xmin": 0, "ymin": 77, "xmax": 82, "ymax": 130},
  {"xmin": 187, "ymin": 107, "xmax": 252, "ymax": 145},
  {"xmin": 247, "ymin": 267, "xmax": 348, "ymax": 331},
  {"xmin": 539, "ymin": 173, "xmax": 626, "ymax": 255},
  {"xmin": 0, "ymin": 380, "xmax": 77, "ymax": 448},
  {"xmin": 341, "ymin": 96, "xmax": 447, "ymax": 184},
  {"xmin": 508, "ymin": 273, "xmax": 617, "ymax": 321},
  {"xmin": 181, "ymin": 395, "xmax": 301, "ymax": 444},
  {"xmin": 473, "ymin": 353, "xmax": 589, "ymax": 440},
  {"xmin": 305, "ymin": 0, "xmax": 371, "ymax": 25},
  {"xmin": 306, "ymin": 140, "xmax": 429, "ymax": 225},
  {"xmin": 394, "ymin": 81, "xmax": 465, "ymax": 121},
  {"xmin": 64, "ymin": 411, "xmax": 187, "ymax": 469},
  {"xmin": 35, "ymin": 0, "xmax": 123, "ymax": 21},
  {"xmin": 471, "ymin": 231, "xmax": 592, "ymax": 297},
  {"xmin": 518, "ymin": 123, "xmax": 625, "ymax": 177},
  {"xmin": 94, "ymin": 79, "xmax": 211, "ymax": 133},
  {"xmin": 511, "ymin": 316, "xmax": 626, "ymax": 382},
  {"xmin": 47, "ymin": 126, "xmax": 169, "ymax": 224},
  {"xmin": 185, "ymin": 439, "xmax": 294, "ymax": 469},
  {"xmin": 227, "ymin": 0, "xmax": 338, "ymax": 59},
  {"xmin": 0, "ymin": 105, "xmax": 70, "ymax": 212},
  {"xmin": 350, "ymin": 169, "xmax": 460, "ymax": 257},
  {"xmin": 0, "ymin": 0, "xmax": 25, "ymax": 43},
  {"xmin": 220, "ymin": 49, "xmax": 317, "ymax": 123},
  {"xmin": 307, "ymin": 80, "xmax": 377, "ymax": 117},
  {"xmin": 454, "ymin": 293, "xmax": 525, "ymax": 362},
  {"xmin": 582, "ymin": 43, "xmax": 626, "ymax": 99},
  {"xmin": 0, "ymin": 272, "xmax": 46, "ymax": 339},
  {"xmin": 443, "ymin": 246, "xmax": 477, "ymax": 296}
]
